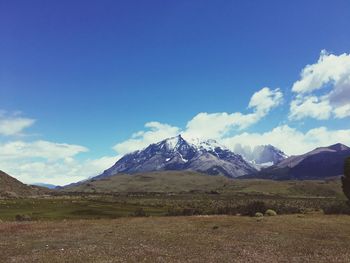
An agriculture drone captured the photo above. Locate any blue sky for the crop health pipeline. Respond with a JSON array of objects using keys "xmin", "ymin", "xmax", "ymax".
[{"xmin": 1, "ymin": 0, "xmax": 350, "ymax": 184}]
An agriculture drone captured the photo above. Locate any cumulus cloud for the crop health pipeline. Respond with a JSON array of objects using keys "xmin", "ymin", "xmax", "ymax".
[
  {"xmin": 183, "ymin": 87, "xmax": 283, "ymax": 140},
  {"xmin": 0, "ymin": 139, "xmax": 120, "ymax": 185},
  {"xmin": 289, "ymin": 96, "xmax": 332, "ymax": 120},
  {"xmin": 290, "ymin": 50, "xmax": 350, "ymax": 120},
  {"xmin": 0, "ymin": 111, "xmax": 35, "ymax": 136},
  {"xmin": 0, "ymin": 154, "xmax": 119, "ymax": 186},
  {"xmin": 0, "ymin": 140, "xmax": 88, "ymax": 161},
  {"xmin": 248, "ymin": 87, "xmax": 284, "ymax": 114},
  {"xmin": 222, "ymin": 125, "xmax": 350, "ymax": 156},
  {"xmin": 112, "ymin": 87, "xmax": 283, "ymax": 153},
  {"xmin": 0, "ymin": 111, "xmax": 121, "ymax": 185},
  {"xmin": 6, "ymin": 52, "xmax": 350, "ymax": 185}
]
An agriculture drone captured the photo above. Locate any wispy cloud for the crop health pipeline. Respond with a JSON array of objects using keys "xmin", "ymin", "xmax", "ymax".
[{"xmin": 0, "ymin": 111, "xmax": 36, "ymax": 136}]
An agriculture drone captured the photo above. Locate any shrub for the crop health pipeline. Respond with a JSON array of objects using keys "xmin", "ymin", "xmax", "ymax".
[
  {"xmin": 15, "ymin": 214, "xmax": 32, "ymax": 221},
  {"xmin": 133, "ymin": 208, "xmax": 147, "ymax": 217},
  {"xmin": 265, "ymin": 209, "xmax": 277, "ymax": 216},
  {"xmin": 341, "ymin": 157, "xmax": 350, "ymax": 203},
  {"xmin": 240, "ymin": 201, "xmax": 267, "ymax": 216},
  {"xmin": 166, "ymin": 208, "xmax": 182, "ymax": 216},
  {"xmin": 181, "ymin": 208, "xmax": 197, "ymax": 216},
  {"xmin": 323, "ymin": 202, "xmax": 350, "ymax": 215},
  {"xmin": 255, "ymin": 212, "xmax": 263, "ymax": 217}
]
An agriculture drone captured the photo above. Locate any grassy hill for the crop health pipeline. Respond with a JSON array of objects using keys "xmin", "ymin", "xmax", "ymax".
[
  {"xmin": 0, "ymin": 170, "xmax": 46, "ymax": 198},
  {"xmin": 62, "ymin": 171, "xmax": 344, "ymax": 198}
]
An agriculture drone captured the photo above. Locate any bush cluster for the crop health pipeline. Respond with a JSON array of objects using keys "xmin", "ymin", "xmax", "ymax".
[
  {"xmin": 15, "ymin": 214, "xmax": 32, "ymax": 221},
  {"xmin": 322, "ymin": 202, "xmax": 350, "ymax": 215},
  {"xmin": 133, "ymin": 208, "xmax": 147, "ymax": 217}
]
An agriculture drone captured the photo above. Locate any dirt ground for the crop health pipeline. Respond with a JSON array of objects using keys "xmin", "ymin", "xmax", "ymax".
[{"xmin": 1, "ymin": 214, "xmax": 350, "ymax": 263}]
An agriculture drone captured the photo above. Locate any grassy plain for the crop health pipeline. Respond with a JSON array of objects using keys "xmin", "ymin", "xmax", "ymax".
[
  {"xmin": 1, "ymin": 173, "xmax": 349, "ymax": 262},
  {"xmin": 0, "ymin": 173, "xmax": 346, "ymax": 221},
  {"xmin": 63, "ymin": 171, "xmax": 345, "ymax": 198}
]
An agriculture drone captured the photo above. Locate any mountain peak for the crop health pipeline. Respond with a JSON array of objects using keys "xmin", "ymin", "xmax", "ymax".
[
  {"xmin": 328, "ymin": 143, "xmax": 350, "ymax": 151},
  {"xmin": 96, "ymin": 135, "xmax": 257, "ymax": 179},
  {"xmin": 158, "ymin": 134, "xmax": 187, "ymax": 151}
]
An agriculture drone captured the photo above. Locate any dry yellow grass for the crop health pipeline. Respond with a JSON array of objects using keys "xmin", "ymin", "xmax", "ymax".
[{"xmin": 1, "ymin": 214, "xmax": 350, "ymax": 262}]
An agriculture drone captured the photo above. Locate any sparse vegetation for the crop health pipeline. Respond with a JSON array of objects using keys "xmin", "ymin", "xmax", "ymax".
[
  {"xmin": 133, "ymin": 208, "xmax": 147, "ymax": 217},
  {"xmin": 0, "ymin": 187, "xmax": 347, "ymax": 221},
  {"xmin": 322, "ymin": 202, "xmax": 350, "ymax": 215},
  {"xmin": 241, "ymin": 201, "xmax": 267, "ymax": 216},
  {"xmin": 0, "ymin": 172, "xmax": 349, "ymax": 262},
  {"xmin": 1, "ymin": 215, "xmax": 350, "ymax": 262},
  {"xmin": 341, "ymin": 157, "xmax": 350, "ymax": 203},
  {"xmin": 15, "ymin": 214, "xmax": 32, "ymax": 221}
]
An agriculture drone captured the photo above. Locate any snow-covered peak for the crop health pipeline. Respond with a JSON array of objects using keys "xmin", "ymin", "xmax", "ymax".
[
  {"xmin": 96, "ymin": 134, "xmax": 257, "ymax": 179},
  {"xmin": 163, "ymin": 135, "xmax": 182, "ymax": 150},
  {"xmin": 186, "ymin": 137, "xmax": 228, "ymax": 152},
  {"xmin": 153, "ymin": 135, "xmax": 185, "ymax": 150}
]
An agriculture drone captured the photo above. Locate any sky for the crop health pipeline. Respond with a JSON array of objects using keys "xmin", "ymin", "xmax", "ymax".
[{"xmin": 1, "ymin": 0, "xmax": 350, "ymax": 185}]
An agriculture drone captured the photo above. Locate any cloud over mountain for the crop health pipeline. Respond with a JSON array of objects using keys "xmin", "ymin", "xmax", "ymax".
[{"xmin": 1, "ymin": 50, "xmax": 350, "ymax": 185}]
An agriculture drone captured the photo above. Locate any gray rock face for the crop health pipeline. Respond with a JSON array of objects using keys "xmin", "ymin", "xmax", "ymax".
[
  {"xmin": 96, "ymin": 135, "xmax": 257, "ymax": 179},
  {"xmin": 249, "ymin": 143, "xmax": 350, "ymax": 180}
]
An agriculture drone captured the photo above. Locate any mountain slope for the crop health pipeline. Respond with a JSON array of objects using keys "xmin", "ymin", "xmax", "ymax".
[
  {"xmin": 0, "ymin": 170, "xmax": 43, "ymax": 197},
  {"xmin": 63, "ymin": 171, "xmax": 231, "ymax": 193},
  {"xmin": 62, "ymin": 170, "xmax": 343, "ymax": 198},
  {"xmin": 248, "ymin": 143, "xmax": 350, "ymax": 180},
  {"xmin": 96, "ymin": 135, "xmax": 257, "ymax": 179}
]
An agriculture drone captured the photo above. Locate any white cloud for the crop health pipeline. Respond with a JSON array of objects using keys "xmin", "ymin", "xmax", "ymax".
[
  {"xmin": 0, "ymin": 140, "xmax": 88, "ymax": 161},
  {"xmin": 222, "ymin": 125, "xmax": 350, "ymax": 156},
  {"xmin": 0, "ymin": 155, "xmax": 120, "ymax": 186},
  {"xmin": 5, "ymin": 53, "xmax": 350, "ymax": 185},
  {"xmin": 248, "ymin": 87, "xmax": 283, "ymax": 115},
  {"xmin": 112, "ymin": 87, "xmax": 283, "ymax": 153},
  {"xmin": 289, "ymin": 95, "xmax": 332, "ymax": 120},
  {"xmin": 290, "ymin": 50, "xmax": 350, "ymax": 120},
  {"xmin": 183, "ymin": 87, "xmax": 283, "ymax": 140},
  {"xmin": 0, "ymin": 111, "xmax": 35, "ymax": 136},
  {"xmin": 184, "ymin": 112, "xmax": 254, "ymax": 140},
  {"xmin": 113, "ymin": 121, "xmax": 180, "ymax": 155},
  {"xmin": 0, "ymin": 139, "xmax": 120, "ymax": 185}
]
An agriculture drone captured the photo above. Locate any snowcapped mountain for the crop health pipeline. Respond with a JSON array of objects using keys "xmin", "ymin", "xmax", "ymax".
[
  {"xmin": 234, "ymin": 144, "xmax": 287, "ymax": 166},
  {"xmin": 249, "ymin": 143, "xmax": 350, "ymax": 180},
  {"xmin": 96, "ymin": 135, "xmax": 257, "ymax": 179}
]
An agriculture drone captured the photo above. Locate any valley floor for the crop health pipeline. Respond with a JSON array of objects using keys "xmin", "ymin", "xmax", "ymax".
[{"xmin": 1, "ymin": 214, "xmax": 350, "ymax": 262}]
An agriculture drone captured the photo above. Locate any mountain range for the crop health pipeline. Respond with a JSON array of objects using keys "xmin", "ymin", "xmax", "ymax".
[
  {"xmin": 2, "ymin": 136, "xmax": 349, "ymax": 193},
  {"xmin": 248, "ymin": 143, "xmax": 350, "ymax": 180},
  {"xmin": 94, "ymin": 136, "xmax": 350, "ymax": 182},
  {"xmin": 97, "ymin": 135, "xmax": 259, "ymax": 179}
]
